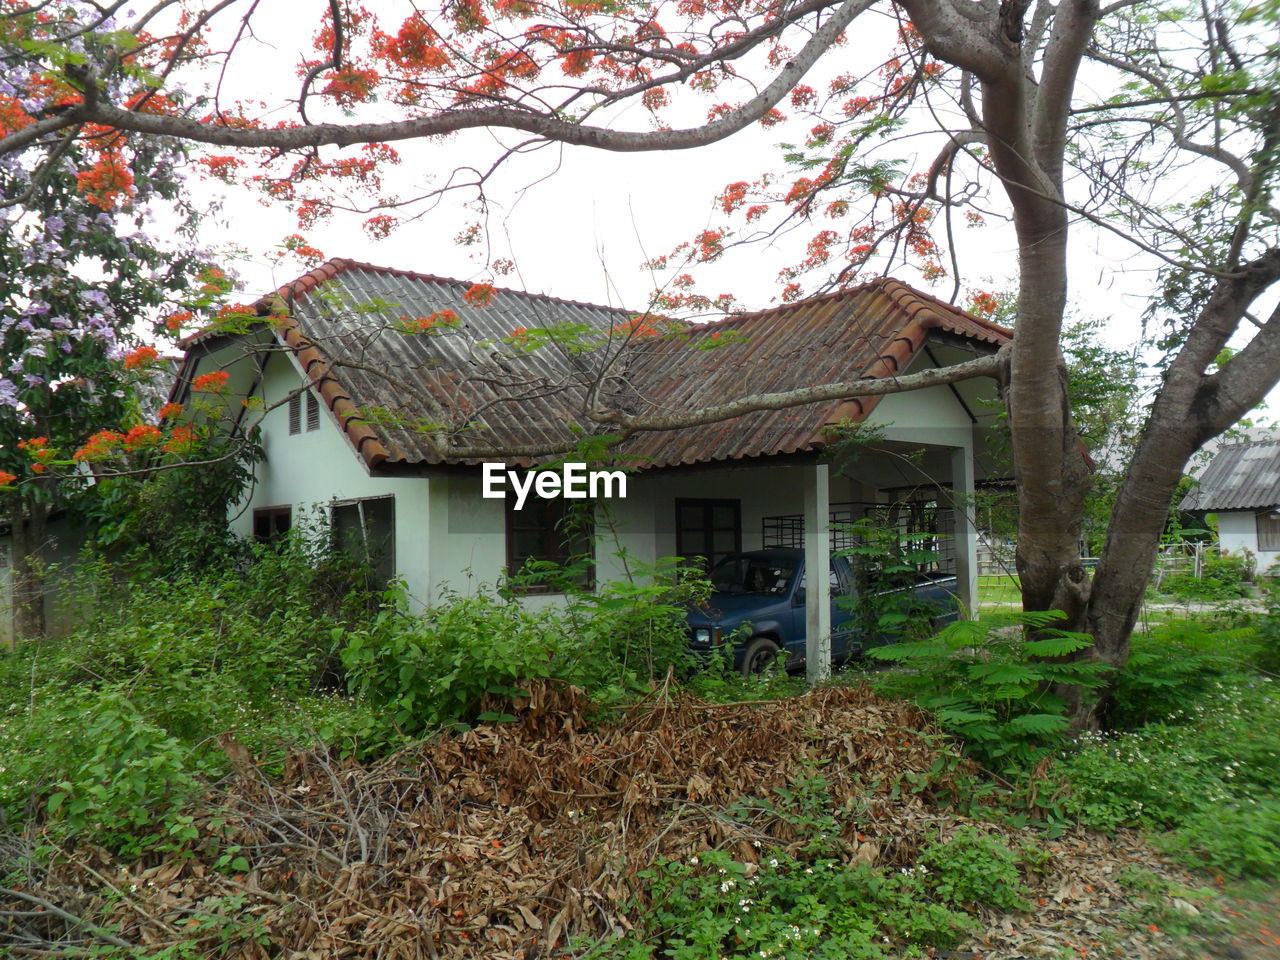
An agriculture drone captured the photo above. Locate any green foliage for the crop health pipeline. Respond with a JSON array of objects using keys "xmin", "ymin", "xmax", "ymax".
[
  {"xmin": 0, "ymin": 539, "xmax": 398, "ymax": 852},
  {"xmin": 1158, "ymin": 553, "xmax": 1251, "ymax": 601},
  {"xmin": 915, "ymin": 827, "xmax": 1032, "ymax": 913},
  {"xmin": 342, "ymin": 558, "xmax": 709, "ymax": 734},
  {"xmin": 589, "ymin": 851, "xmax": 974, "ymax": 960},
  {"xmin": 1058, "ymin": 667, "xmax": 1280, "ymax": 877},
  {"xmin": 1107, "ymin": 619, "xmax": 1256, "ymax": 727},
  {"xmin": 868, "ymin": 612, "xmax": 1108, "ymax": 769},
  {"xmin": 1252, "ymin": 575, "xmax": 1280, "ymax": 673},
  {"xmin": 1157, "ymin": 800, "xmax": 1280, "ymax": 879},
  {"xmin": 835, "ymin": 516, "xmax": 951, "ymax": 641}
]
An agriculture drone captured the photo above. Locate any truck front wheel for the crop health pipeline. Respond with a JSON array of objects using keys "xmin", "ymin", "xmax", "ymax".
[{"xmin": 741, "ymin": 636, "xmax": 782, "ymax": 677}]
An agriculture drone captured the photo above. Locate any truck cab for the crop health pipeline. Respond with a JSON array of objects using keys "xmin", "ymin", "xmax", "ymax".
[{"xmin": 686, "ymin": 547, "xmax": 958, "ymax": 675}]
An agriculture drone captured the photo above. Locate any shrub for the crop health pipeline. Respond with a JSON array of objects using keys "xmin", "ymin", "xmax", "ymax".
[
  {"xmin": 343, "ymin": 559, "xmax": 709, "ymax": 734},
  {"xmin": 1058, "ymin": 671, "xmax": 1280, "ymax": 873},
  {"xmin": 590, "ymin": 849, "xmax": 975, "ymax": 959},
  {"xmin": 915, "ymin": 827, "xmax": 1032, "ymax": 912},
  {"xmin": 868, "ymin": 612, "xmax": 1108, "ymax": 770},
  {"xmin": 1158, "ymin": 799, "xmax": 1280, "ymax": 878},
  {"xmin": 1159, "ymin": 552, "xmax": 1250, "ymax": 601},
  {"xmin": 0, "ymin": 539, "xmax": 398, "ymax": 850}
]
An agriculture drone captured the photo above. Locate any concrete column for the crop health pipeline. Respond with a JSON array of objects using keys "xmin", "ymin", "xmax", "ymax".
[
  {"xmin": 804, "ymin": 462, "xmax": 831, "ymax": 684},
  {"xmin": 950, "ymin": 444, "xmax": 978, "ymax": 617}
]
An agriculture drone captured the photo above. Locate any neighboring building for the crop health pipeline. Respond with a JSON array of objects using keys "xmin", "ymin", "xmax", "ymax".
[
  {"xmin": 1180, "ymin": 438, "xmax": 1280, "ymax": 572},
  {"xmin": 173, "ymin": 258, "xmax": 1012, "ymax": 624}
]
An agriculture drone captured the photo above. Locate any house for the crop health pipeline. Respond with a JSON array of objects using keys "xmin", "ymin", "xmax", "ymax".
[
  {"xmin": 1180, "ymin": 438, "xmax": 1280, "ymax": 572},
  {"xmin": 173, "ymin": 258, "xmax": 1010, "ymax": 664}
]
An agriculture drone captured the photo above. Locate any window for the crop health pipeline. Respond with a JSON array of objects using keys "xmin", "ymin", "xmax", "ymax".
[
  {"xmin": 253, "ymin": 506, "xmax": 292, "ymax": 543},
  {"xmin": 506, "ymin": 498, "xmax": 593, "ymax": 593},
  {"xmin": 332, "ymin": 496, "xmax": 395, "ymax": 587},
  {"xmin": 1257, "ymin": 511, "xmax": 1280, "ymax": 551},
  {"xmin": 287, "ymin": 389, "xmax": 321, "ymax": 435},
  {"xmin": 675, "ymin": 498, "xmax": 741, "ymax": 569}
]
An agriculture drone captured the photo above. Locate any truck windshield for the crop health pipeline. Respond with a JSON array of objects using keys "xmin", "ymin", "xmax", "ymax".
[{"xmin": 709, "ymin": 556, "xmax": 796, "ymax": 596}]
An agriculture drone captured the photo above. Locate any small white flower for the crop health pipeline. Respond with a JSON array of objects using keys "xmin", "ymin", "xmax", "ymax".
[{"xmin": 689, "ymin": 856, "xmax": 699, "ymax": 865}]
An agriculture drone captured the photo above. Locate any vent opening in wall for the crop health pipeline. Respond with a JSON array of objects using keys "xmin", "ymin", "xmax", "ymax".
[
  {"xmin": 288, "ymin": 394, "xmax": 301, "ymax": 435},
  {"xmin": 306, "ymin": 390, "xmax": 320, "ymax": 431}
]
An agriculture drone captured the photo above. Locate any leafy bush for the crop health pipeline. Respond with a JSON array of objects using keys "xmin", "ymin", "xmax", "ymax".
[
  {"xmin": 1107, "ymin": 619, "xmax": 1256, "ymax": 727},
  {"xmin": 343, "ymin": 559, "xmax": 709, "ymax": 734},
  {"xmin": 1159, "ymin": 553, "xmax": 1250, "ymax": 601},
  {"xmin": 1157, "ymin": 799, "xmax": 1280, "ymax": 879},
  {"xmin": 590, "ymin": 849, "xmax": 975, "ymax": 960},
  {"xmin": 868, "ymin": 612, "xmax": 1107, "ymax": 769},
  {"xmin": 0, "ymin": 539, "xmax": 398, "ymax": 850},
  {"xmin": 1058, "ymin": 672, "xmax": 1280, "ymax": 876},
  {"xmin": 915, "ymin": 827, "xmax": 1032, "ymax": 912}
]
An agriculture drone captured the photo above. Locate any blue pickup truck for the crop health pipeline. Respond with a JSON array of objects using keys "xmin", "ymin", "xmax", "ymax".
[{"xmin": 686, "ymin": 547, "xmax": 959, "ymax": 675}]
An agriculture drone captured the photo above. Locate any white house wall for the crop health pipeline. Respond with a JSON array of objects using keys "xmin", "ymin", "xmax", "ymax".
[
  {"xmin": 1218, "ymin": 510, "xmax": 1280, "ymax": 573},
  {"xmin": 235, "ymin": 353, "xmax": 434, "ymax": 608}
]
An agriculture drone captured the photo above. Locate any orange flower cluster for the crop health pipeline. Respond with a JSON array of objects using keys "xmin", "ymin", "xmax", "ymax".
[
  {"xmin": 73, "ymin": 430, "xmax": 123, "ymax": 462},
  {"xmin": 0, "ymin": 471, "xmax": 16, "ymax": 487},
  {"xmin": 123, "ymin": 424, "xmax": 163, "ymax": 449},
  {"xmin": 158, "ymin": 402, "xmax": 184, "ymax": 420},
  {"xmin": 463, "ymin": 283, "xmax": 496, "ymax": 307},
  {"xmin": 75, "ymin": 153, "xmax": 135, "ymax": 210},
  {"xmin": 17, "ymin": 437, "xmax": 58, "ymax": 473},
  {"xmin": 124, "ymin": 346, "xmax": 159, "ymax": 370},
  {"xmin": 401, "ymin": 309, "xmax": 461, "ymax": 332},
  {"xmin": 193, "ymin": 370, "xmax": 230, "ymax": 391},
  {"xmin": 164, "ymin": 425, "xmax": 197, "ymax": 454},
  {"xmin": 166, "ymin": 311, "xmax": 193, "ymax": 332}
]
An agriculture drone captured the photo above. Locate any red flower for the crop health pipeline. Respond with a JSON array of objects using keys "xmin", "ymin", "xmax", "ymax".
[
  {"xmin": 123, "ymin": 424, "xmax": 162, "ymax": 449},
  {"xmin": 165, "ymin": 311, "xmax": 193, "ymax": 332},
  {"xmin": 192, "ymin": 370, "xmax": 229, "ymax": 392},
  {"xmin": 464, "ymin": 282, "xmax": 496, "ymax": 307},
  {"xmin": 158, "ymin": 402, "xmax": 183, "ymax": 420},
  {"xmin": 73, "ymin": 430, "xmax": 124, "ymax": 462},
  {"xmin": 510, "ymin": 326, "xmax": 528, "ymax": 338},
  {"xmin": 163, "ymin": 425, "xmax": 197, "ymax": 454},
  {"xmin": 0, "ymin": 471, "xmax": 16, "ymax": 487},
  {"xmin": 124, "ymin": 346, "xmax": 159, "ymax": 370}
]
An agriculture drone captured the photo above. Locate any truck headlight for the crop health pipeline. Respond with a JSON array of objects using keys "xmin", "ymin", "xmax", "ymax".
[{"xmin": 694, "ymin": 628, "xmax": 711, "ymax": 643}]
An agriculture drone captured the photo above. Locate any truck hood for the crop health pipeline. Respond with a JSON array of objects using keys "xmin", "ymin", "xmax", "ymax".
[{"xmin": 686, "ymin": 592, "xmax": 790, "ymax": 627}]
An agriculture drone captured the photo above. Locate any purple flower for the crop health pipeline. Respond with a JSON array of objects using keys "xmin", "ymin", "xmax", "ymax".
[{"xmin": 0, "ymin": 378, "xmax": 17, "ymax": 409}]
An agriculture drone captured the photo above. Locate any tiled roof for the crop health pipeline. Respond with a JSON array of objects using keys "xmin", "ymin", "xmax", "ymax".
[
  {"xmin": 1179, "ymin": 439, "xmax": 1280, "ymax": 511},
  {"xmin": 186, "ymin": 258, "xmax": 1011, "ymax": 471}
]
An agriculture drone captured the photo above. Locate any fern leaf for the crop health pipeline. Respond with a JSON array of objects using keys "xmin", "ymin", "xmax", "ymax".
[
  {"xmin": 1006, "ymin": 713, "xmax": 1069, "ymax": 735},
  {"xmin": 1023, "ymin": 633, "xmax": 1094, "ymax": 657}
]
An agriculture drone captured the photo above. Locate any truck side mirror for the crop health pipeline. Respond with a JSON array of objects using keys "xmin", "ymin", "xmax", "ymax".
[{"xmin": 793, "ymin": 587, "xmax": 806, "ymax": 606}]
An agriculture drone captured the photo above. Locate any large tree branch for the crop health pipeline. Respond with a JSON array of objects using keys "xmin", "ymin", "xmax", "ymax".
[
  {"xmin": 600, "ymin": 345, "xmax": 1007, "ymax": 432},
  {"xmin": 0, "ymin": 0, "xmax": 872, "ymax": 158},
  {"xmin": 1033, "ymin": 0, "xmax": 1100, "ymax": 184}
]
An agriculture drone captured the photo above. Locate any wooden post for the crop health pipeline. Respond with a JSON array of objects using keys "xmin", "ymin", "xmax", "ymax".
[{"xmin": 950, "ymin": 445, "xmax": 978, "ymax": 618}]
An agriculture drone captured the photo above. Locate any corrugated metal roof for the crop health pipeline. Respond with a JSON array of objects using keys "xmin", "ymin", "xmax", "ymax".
[
  {"xmin": 188, "ymin": 258, "xmax": 1011, "ymax": 471},
  {"xmin": 1179, "ymin": 439, "xmax": 1280, "ymax": 511}
]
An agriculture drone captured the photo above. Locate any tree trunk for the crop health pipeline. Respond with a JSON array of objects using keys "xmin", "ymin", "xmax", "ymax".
[{"xmin": 9, "ymin": 496, "xmax": 46, "ymax": 641}]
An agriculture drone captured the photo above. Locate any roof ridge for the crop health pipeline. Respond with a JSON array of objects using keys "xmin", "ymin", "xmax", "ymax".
[{"xmin": 876, "ymin": 278, "xmax": 1014, "ymax": 340}]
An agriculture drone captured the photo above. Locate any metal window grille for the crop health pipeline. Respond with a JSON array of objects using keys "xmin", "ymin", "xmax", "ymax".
[{"xmin": 762, "ymin": 500, "xmax": 957, "ymax": 577}]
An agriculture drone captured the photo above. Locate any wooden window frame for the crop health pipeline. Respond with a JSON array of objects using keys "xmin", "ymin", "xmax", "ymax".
[
  {"xmin": 252, "ymin": 505, "xmax": 292, "ymax": 543},
  {"xmin": 1257, "ymin": 510, "xmax": 1280, "ymax": 551},
  {"xmin": 505, "ymin": 498, "xmax": 594, "ymax": 594},
  {"xmin": 675, "ymin": 497, "xmax": 742, "ymax": 570}
]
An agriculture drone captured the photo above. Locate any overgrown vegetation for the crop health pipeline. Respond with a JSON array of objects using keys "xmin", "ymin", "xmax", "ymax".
[{"xmin": 2, "ymin": 537, "xmax": 1278, "ymax": 956}]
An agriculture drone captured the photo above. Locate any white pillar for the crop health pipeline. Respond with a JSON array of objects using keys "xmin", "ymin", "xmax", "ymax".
[
  {"xmin": 804, "ymin": 462, "xmax": 831, "ymax": 684},
  {"xmin": 950, "ymin": 445, "xmax": 978, "ymax": 618}
]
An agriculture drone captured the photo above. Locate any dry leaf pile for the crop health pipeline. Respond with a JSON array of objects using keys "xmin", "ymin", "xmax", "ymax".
[{"xmin": 4, "ymin": 682, "xmax": 1202, "ymax": 959}]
